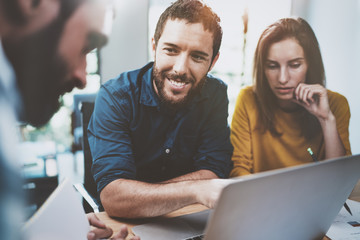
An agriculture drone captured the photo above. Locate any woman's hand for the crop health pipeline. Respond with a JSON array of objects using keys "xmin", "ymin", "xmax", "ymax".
[
  {"xmin": 293, "ymin": 83, "xmax": 346, "ymax": 158},
  {"xmin": 293, "ymin": 83, "xmax": 332, "ymax": 121}
]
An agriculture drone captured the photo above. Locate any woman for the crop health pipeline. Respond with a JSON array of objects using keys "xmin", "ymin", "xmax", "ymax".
[{"xmin": 230, "ymin": 17, "xmax": 351, "ymax": 177}]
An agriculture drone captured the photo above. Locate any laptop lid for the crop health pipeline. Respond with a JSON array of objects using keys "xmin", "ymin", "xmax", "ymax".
[
  {"xmin": 133, "ymin": 154, "xmax": 360, "ymax": 240},
  {"xmin": 205, "ymin": 154, "xmax": 360, "ymax": 240}
]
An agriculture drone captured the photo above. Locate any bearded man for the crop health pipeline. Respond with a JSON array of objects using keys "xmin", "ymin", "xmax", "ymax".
[{"xmin": 88, "ymin": 0, "xmax": 233, "ymax": 219}]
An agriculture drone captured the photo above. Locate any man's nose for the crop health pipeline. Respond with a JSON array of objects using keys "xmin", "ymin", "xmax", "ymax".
[
  {"xmin": 173, "ymin": 54, "xmax": 189, "ymax": 75},
  {"xmin": 72, "ymin": 59, "xmax": 87, "ymax": 89}
]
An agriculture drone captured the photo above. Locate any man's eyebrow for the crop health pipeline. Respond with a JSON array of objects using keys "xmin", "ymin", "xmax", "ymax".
[
  {"xmin": 163, "ymin": 42, "xmax": 179, "ymax": 48},
  {"xmin": 84, "ymin": 31, "xmax": 108, "ymax": 53},
  {"xmin": 265, "ymin": 59, "xmax": 277, "ymax": 63},
  {"xmin": 192, "ymin": 50, "xmax": 209, "ymax": 58}
]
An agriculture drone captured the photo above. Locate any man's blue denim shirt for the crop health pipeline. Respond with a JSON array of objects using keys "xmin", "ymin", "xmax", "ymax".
[{"xmin": 88, "ymin": 62, "xmax": 233, "ymax": 193}]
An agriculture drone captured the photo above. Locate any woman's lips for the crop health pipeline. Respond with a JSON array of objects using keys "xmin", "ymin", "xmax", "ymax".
[{"xmin": 276, "ymin": 87, "xmax": 294, "ymax": 94}]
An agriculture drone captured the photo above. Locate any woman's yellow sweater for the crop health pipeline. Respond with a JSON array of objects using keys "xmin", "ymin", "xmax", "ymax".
[{"xmin": 230, "ymin": 86, "xmax": 351, "ymax": 177}]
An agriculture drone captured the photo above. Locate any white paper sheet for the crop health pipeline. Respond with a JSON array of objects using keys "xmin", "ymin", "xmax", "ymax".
[{"xmin": 326, "ymin": 200, "xmax": 360, "ymax": 240}]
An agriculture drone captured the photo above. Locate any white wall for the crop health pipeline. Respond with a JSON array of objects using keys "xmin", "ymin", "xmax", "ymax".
[
  {"xmin": 100, "ymin": 0, "xmax": 149, "ymax": 82},
  {"xmin": 292, "ymin": 0, "xmax": 360, "ymax": 154}
]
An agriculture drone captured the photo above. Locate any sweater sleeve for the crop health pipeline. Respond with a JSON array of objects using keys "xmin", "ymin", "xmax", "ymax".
[
  {"xmin": 230, "ymin": 87, "xmax": 254, "ymax": 177},
  {"xmin": 328, "ymin": 90, "xmax": 352, "ymax": 155}
]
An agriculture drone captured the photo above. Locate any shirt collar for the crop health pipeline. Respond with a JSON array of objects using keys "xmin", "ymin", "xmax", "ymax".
[{"xmin": 139, "ymin": 62, "xmax": 159, "ymax": 107}]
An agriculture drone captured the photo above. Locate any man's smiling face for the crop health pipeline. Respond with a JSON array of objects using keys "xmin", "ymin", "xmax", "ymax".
[{"xmin": 152, "ymin": 19, "xmax": 218, "ymax": 109}]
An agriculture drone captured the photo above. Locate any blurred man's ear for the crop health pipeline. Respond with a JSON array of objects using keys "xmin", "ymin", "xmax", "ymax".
[
  {"xmin": 16, "ymin": 0, "xmax": 60, "ymax": 35},
  {"xmin": 18, "ymin": 0, "xmax": 41, "ymax": 17}
]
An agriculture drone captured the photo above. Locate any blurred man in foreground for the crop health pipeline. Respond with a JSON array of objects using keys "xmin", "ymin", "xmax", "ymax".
[{"xmin": 0, "ymin": 0, "xmax": 138, "ymax": 239}]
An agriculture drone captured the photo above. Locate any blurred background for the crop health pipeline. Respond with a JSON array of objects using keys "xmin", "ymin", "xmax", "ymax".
[{"xmin": 19, "ymin": 0, "xmax": 360, "ymax": 215}]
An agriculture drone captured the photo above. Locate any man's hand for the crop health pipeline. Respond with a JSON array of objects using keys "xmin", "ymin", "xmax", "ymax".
[
  {"xmin": 196, "ymin": 179, "xmax": 237, "ymax": 209},
  {"xmin": 108, "ymin": 225, "xmax": 140, "ymax": 240},
  {"xmin": 86, "ymin": 213, "xmax": 140, "ymax": 240}
]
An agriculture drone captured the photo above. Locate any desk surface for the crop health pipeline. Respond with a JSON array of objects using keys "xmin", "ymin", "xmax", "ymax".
[
  {"xmin": 96, "ymin": 204, "xmax": 207, "ymax": 239},
  {"xmin": 96, "ymin": 182, "xmax": 360, "ymax": 240},
  {"xmin": 96, "ymin": 204, "xmax": 333, "ymax": 240}
]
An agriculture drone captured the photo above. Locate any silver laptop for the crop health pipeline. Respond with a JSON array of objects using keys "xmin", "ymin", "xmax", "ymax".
[{"xmin": 132, "ymin": 154, "xmax": 360, "ymax": 240}]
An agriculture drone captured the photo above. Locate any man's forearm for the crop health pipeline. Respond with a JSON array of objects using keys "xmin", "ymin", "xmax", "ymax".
[
  {"xmin": 161, "ymin": 169, "xmax": 218, "ymax": 183},
  {"xmin": 100, "ymin": 174, "xmax": 227, "ymax": 219},
  {"xmin": 101, "ymin": 178, "xmax": 202, "ymax": 218}
]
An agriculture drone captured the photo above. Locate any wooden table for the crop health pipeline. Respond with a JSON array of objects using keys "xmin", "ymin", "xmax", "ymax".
[{"xmin": 96, "ymin": 204, "xmax": 208, "ymax": 239}]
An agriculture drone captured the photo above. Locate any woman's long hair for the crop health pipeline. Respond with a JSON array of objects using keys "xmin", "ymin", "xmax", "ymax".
[{"xmin": 252, "ymin": 17, "xmax": 325, "ymax": 139}]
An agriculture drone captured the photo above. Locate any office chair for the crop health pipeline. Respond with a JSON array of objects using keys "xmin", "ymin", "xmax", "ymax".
[
  {"xmin": 71, "ymin": 93, "xmax": 96, "ymax": 152},
  {"xmin": 79, "ymin": 101, "xmax": 103, "ymax": 213}
]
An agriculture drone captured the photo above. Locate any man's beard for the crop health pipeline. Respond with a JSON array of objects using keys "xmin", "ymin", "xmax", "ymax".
[
  {"xmin": 152, "ymin": 63, "xmax": 206, "ymax": 111},
  {"xmin": 3, "ymin": 13, "xmax": 79, "ymax": 127}
]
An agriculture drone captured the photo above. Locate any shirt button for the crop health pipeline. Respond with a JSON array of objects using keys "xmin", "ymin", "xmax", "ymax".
[{"xmin": 165, "ymin": 148, "xmax": 170, "ymax": 154}]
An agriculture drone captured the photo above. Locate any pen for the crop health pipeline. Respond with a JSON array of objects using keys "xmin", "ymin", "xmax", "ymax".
[
  {"xmin": 344, "ymin": 201, "xmax": 353, "ymax": 216},
  {"xmin": 307, "ymin": 147, "xmax": 353, "ymax": 216},
  {"xmin": 73, "ymin": 183, "xmax": 99, "ymax": 213},
  {"xmin": 307, "ymin": 148, "xmax": 318, "ymax": 162}
]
